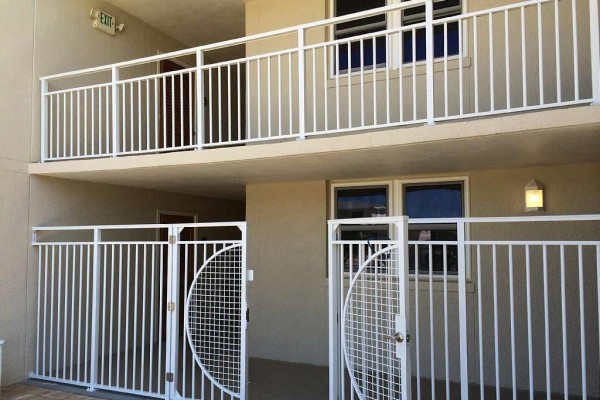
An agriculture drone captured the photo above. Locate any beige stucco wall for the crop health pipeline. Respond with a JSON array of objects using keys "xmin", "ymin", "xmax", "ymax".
[
  {"xmin": 247, "ymin": 181, "xmax": 329, "ymax": 365},
  {"xmin": 246, "ymin": 162, "xmax": 600, "ymax": 395}
]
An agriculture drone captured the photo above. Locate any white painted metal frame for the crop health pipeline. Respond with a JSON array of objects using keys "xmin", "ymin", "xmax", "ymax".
[
  {"xmin": 30, "ymin": 222, "xmax": 248, "ymax": 400},
  {"xmin": 39, "ymin": 0, "xmax": 600, "ymax": 161},
  {"xmin": 328, "ymin": 214, "xmax": 600, "ymax": 400}
]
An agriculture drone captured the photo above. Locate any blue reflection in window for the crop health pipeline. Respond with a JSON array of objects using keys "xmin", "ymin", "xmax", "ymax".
[
  {"xmin": 403, "ymin": 22, "xmax": 460, "ymax": 63},
  {"xmin": 404, "ymin": 183, "xmax": 463, "ymax": 218}
]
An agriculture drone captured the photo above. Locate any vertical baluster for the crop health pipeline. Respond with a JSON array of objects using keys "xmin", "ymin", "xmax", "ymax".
[
  {"xmin": 526, "ymin": 245, "xmax": 534, "ymax": 400},
  {"xmin": 578, "ymin": 245, "xmax": 587, "ymax": 400},
  {"xmin": 116, "ymin": 244, "xmax": 123, "ymax": 387},
  {"xmin": 412, "ymin": 28, "xmax": 417, "ymax": 121},
  {"xmin": 147, "ymin": 79, "xmax": 151, "ymax": 151},
  {"xmin": 543, "ymin": 245, "xmax": 551, "ymax": 400},
  {"xmin": 70, "ymin": 92, "xmax": 74, "ymax": 157},
  {"xmin": 560, "ymin": 245, "xmax": 568, "ymax": 400},
  {"xmin": 572, "ymin": 0, "xmax": 579, "ymax": 100},
  {"xmin": 489, "ymin": 13, "xmax": 495, "ymax": 111},
  {"xmin": 555, "ymin": 0, "xmax": 562, "ymax": 103},
  {"xmin": 414, "ymin": 244, "xmax": 420, "ymax": 400},
  {"xmin": 267, "ymin": 57, "xmax": 272, "ymax": 138},
  {"xmin": 493, "ymin": 244, "xmax": 500, "ymax": 399},
  {"xmin": 429, "ymin": 244, "xmax": 435, "ymax": 399},
  {"xmin": 505, "ymin": 10, "xmax": 511, "ymax": 110},
  {"xmin": 141, "ymin": 245, "xmax": 147, "ymax": 392},
  {"xmin": 444, "ymin": 22, "xmax": 449, "ymax": 117},
  {"xmin": 372, "ymin": 36, "xmax": 377, "ymax": 126},
  {"xmin": 509, "ymin": 245, "xmax": 517, "ymax": 400},
  {"xmin": 217, "ymin": 66, "xmax": 224, "ymax": 142},
  {"xmin": 477, "ymin": 245, "xmax": 484, "ymax": 400},
  {"xmin": 521, "ymin": 7, "xmax": 528, "ymax": 107},
  {"xmin": 538, "ymin": 3, "xmax": 545, "ymax": 105},
  {"xmin": 108, "ymin": 244, "xmax": 115, "ymax": 386}
]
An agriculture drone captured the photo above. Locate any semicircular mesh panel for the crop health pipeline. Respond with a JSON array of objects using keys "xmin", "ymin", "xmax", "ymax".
[
  {"xmin": 186, "ymin": 244, "xmax": 243, "ymax": 396},
  {"xmin": 343, "ymin": 246, "xmax": 403, "ymax": 400}
]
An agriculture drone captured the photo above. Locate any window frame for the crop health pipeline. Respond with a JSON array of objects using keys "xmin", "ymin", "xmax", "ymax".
[
  {"xmin": 396, "ymin": 176, "xmax": 470, "ymax": 280},
  {"xmin": 329, "ymin": 177, "xmax": 470, "ymax": 281},
  {"xmin": 328, "ymin": 0, "xmax": 467, "ymax": 76}
]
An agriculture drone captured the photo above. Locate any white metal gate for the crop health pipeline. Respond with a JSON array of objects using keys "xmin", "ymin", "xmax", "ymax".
[
  {"xmin": 328, "ymin": 215, "xmax": 600, "ymax": 400},
  {"xmin": 328, "ymin": 217, "xmax": 412, "ymax": 400},
  {"xmin": 30, "ymin": 222, "xmax": 248, "ymax": 400}
]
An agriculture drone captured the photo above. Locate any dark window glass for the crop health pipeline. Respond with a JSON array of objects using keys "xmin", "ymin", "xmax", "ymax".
[
  {"xmin": 401, "ymin": 0, "xmax": 461, "ymax": 63},
  {"xmin": 404, "ymin": 182, "xmax": 464, "ymax": 275},
  {"xmin": 336, "ymin": 187, "xmax": 388, "ymax": 219},
  {"xmin": 336, "ymin": 187, "xmax": 388, "ymax": 241},
  {"xmin": 402, "ymin": 22, "xmax": 460, "ymax": 63},
  {"xmin": 335, "ymin": 0, "xmax": 387, "ymax": 72},
  {"xmin": 405, "ymin": 183, "xmax": 463, "ymax": 218}
]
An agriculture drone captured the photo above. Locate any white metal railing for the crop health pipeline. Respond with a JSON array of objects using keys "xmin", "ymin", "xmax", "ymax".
[
  {"xmin": 39, "ymin": 0, "xmax": 600, "ymax": 162},
  {"xmin": 30, "ymin": 222, "xmax": 247, "ymax": 400},
  {"xmin": 328, "ymin": 215, "xmax": 600, "ymax": 400}
]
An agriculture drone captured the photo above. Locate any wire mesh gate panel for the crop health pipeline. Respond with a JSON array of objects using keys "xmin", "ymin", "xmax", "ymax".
[
  {"xmin": 329, "ymin": 217, "xmax": 411, "ymax": 400},
  {"xmin": 31, "ymin": 222, "xmax": 248, "ymax": 400},
  {"xmin": 328, "ymin": 216, "xmax": 600, "ymax": 400}
]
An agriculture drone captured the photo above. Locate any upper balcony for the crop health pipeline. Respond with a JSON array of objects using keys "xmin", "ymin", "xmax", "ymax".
[{"xmin": 37, "ymin": 0, "xmax": 600, "ymax": 165}]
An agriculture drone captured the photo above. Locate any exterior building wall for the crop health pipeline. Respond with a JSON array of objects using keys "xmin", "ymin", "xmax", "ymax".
[
  {"xmin": 246, "ymin": 181, "xmax": 329, "ymax": 365},
  {"xmin": 246, "ymin": 162, "xmax": 600, "ymax": 395}
]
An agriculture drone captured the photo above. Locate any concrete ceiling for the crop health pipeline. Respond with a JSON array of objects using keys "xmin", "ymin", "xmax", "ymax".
[{"xmin": 105, "ymin": 0, "xmax": 246, "ymax": 57}]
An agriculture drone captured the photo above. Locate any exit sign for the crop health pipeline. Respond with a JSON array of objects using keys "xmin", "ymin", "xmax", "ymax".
[{"xmin": 90, "ymin": 8, "xmax": 116, "ymax": 36}]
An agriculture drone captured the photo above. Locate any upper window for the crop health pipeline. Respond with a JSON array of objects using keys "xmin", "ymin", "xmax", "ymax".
[
  {"xmin": 333, "ymin": 0, "xmax": 462, "ymax": 72},
  {"xmin": 404, "ymin": 182, "xmax": 464, "ymax": 275},
  {"xmin": 401, "ymin": 0, "xmax": 461, "ymax": 63},
  {"xmin": 334, "ymin": 0, "xmax": 387, "ymax": 72}
]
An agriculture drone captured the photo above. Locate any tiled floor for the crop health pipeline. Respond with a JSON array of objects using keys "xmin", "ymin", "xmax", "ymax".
[{"xmin": 0, "ymin": 383, "xmax": 96, "ymax": 400}]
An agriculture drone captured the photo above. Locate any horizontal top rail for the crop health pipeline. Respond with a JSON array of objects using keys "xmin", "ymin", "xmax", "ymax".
[
  {"xmin": 32, "ymin": 221, "xmax": 247, "ymax": 232},
  {"xmin": 329, "ymin": 215, "xmax": 600, "ymax": 225},
  {"xmin": 39, "ymin": 0, "xmax": 429, "ymax": 81}
]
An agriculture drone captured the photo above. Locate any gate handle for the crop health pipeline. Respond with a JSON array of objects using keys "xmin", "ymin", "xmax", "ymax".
[{"xmin": 383, "ymin": 332, "xmax": 404, "ymax": 343}]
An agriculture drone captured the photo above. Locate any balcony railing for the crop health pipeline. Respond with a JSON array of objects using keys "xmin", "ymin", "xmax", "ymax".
[{"xmin": 39, "ymin": 0, "xmax": 600, "ymax": 162}]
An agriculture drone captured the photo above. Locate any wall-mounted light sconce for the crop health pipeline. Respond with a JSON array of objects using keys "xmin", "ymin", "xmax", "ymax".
[{"xmin": 525, "ymin": 179, "xmax": 544, "ymax": 212}]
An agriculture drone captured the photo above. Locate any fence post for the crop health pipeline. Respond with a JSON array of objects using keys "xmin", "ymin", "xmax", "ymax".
[
  {"xmin": 590, "ymin": 0, "xmax": 600, "ymax": 104},
  {"xmin": 327, "ymin": 222, "xmax": 340, "ymax": 400},
  {"xmin": 298, "ymin": 27, "xmax": 307, "ymax": 140},
  {"xmin": 87, "ymin": 229, "xmax": 101, "ymax": 392},
  {"xmin": 396, "ymin": 217, "xmax": 411, "ymax": 400},
  {"xmin": 40, "ymin": 79, "xmax": 49, "ymax": 162},
  {"xmin": 425, "ymin": 0, "xmax": 435, "ymax": 125},
  {"xmin": 196, "ymin": 49, "xmax": 205, "ymax": 149},
  {"xmin": 165, "ymin": 225, "xmax": 181, "ymax": 398},
  {"xmin": 111, "ymin": 67, "xmax": 120, "ymax": 157},
  {"xmin": 457, "ymin": 221, "xmax": 469, "ymax": 400}
]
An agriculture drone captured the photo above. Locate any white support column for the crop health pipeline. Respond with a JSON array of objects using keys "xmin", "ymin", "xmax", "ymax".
[
  {"xmin": 297, "ymin": 28, "xmax": 307, "ymax": 140},
  {"xmin": 111, "ymin": 67, "xmax": 120, "ymax": 156},
  {"xmin": 239, "ymin": 223, "xmax": 249, "ymax": 400},
  {"xmin": 590, "ymin": 0, "xmax": 600, "ymax": 104},
  {"xmin": 425, "ymin": 0, "xmax": 435, "ymax": 125},
  {"xmin": 457, "ymin": 221, "xmax": 469, "ymax": 400},
  {"xmin": 165, "ymin": 225, "xmax": 181, "ymax": 399},
  {"xmin": 327, "ymin": 222, "xmax": 340, "ymax": 400},
  {"xmin": 396, "ymin": 217, "xmax": 411, "ymax": 400},
  {"xmin": 87, "ymin": 229, "xmax": 101, "ymax": 392},
  {"xmin": 196, "ymin": 50, "xmax": 205, "ymax": 149},
  {"xmin": 40, "ymin": 80, "xmax": 49, "ymax": 162}
]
